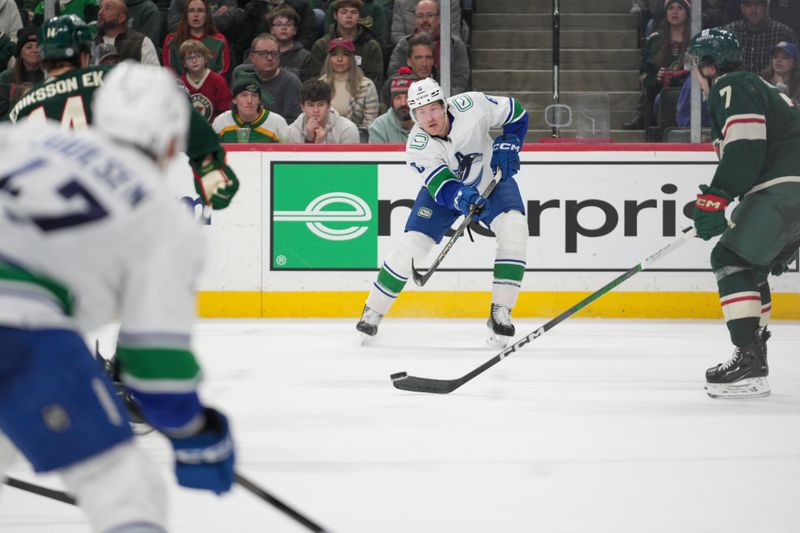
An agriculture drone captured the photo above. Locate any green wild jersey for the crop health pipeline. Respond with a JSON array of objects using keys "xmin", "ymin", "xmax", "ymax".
[
  {"xmin": 212, "ymin": 108, "xmax": 289, "ymax": 143},
  {"xmin": 9, "ymin": 65, "xmax": 110, "ymax": 127},
  {"xmin": 8, "ymin": 64, "xmax": 224, "ymax": 167},
  {"xmin": 708, "ymin": 71, "xmax": 800, "ymax": 198}
]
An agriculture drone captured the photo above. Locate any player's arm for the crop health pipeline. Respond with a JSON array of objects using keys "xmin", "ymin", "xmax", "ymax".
[
  {"xmin": 406, "ymin": 132, "xmax": 462, "ymax": 207},
  {"xmin": 707, "ymin": 77, "xmax": 768, "ymax": 197},
  {"xmin": 483, "ymin": 93, "xmax": 528, "ymax": 180},
  {"xmin": 115, "ymin": 214, "xmax": 234, "ymax": 494},
  {"xmin": 187, "ymin": 107, "xmax": 239, "ymax": 209}
]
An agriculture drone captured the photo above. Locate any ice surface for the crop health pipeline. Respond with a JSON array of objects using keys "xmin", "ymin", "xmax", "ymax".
[{"xmin": 2, "ymin": 318, "xmax": 800, "ymax": 533}]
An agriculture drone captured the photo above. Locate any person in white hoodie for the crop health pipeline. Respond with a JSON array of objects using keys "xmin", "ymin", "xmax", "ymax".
[
  {"xmin": 287, "ymin": 78, "xmax": 360, "ymax": 143},
  {"xmin": 0, "ymin": 0, "xmax": 22, "ymax": 43}
]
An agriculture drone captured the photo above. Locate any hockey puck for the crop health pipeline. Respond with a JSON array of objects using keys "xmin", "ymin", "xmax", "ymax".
[{"xmin": 390, "ymin": 372, "xmax": 408, "ymax": 381}]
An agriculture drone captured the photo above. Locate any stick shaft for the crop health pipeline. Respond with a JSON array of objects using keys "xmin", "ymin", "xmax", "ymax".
[
  {"xmin": 394, "ymin": 228, "xmax": 697, "ymax": 393},
  {"xmin": 412, "ymin": 178, "xmax": 499, "ymax": 286},
  {"xmin": 4, "ymin": 473, "xmax": 331, "ymax": 533},
  {"xmin": 235, "ymin": 473, "xmax": 330, "ymax": 532},
  {"xmin": 4, "ymin": 476, "xmax": 77, "ymax": 505}
]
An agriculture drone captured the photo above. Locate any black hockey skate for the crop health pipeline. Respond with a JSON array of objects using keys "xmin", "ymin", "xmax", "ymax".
[
  {"xmin": 705, "ymin": 329, "xmax": 770, "ymax": 399},
  {"xmin": 487, "ymin": 304, "xmax": 515, "ymax": 348},
  {"xmin": 356, "ymin": 305, "xmax": 383, "ymax": 341}
]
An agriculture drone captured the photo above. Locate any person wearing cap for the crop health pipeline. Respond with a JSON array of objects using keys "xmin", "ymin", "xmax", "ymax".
[
  {"xmin": 212, "ymin": 75, "xmax": 289, "ymax": 142},
  {"xmin": 179, "ymin": 39, "xmax": 231, "ymax": 121},
  {"xmin": 309, "ymin": 0, "xmax": 384, "ymax": 88},
  {"xmin": 286, "ymin": 78, "xmax": 359, "ymax": 143},
  {"xmin": 0, "ymin": 26, "xmax": 42, "ymax": 117},
  {"xmin": 319, "ymin": 36, "xmax": 378, "ymax": 142},
  {"xmin": 760, "ymin": 40, "xmax": 800, "ymax": 102},
  {"xmin": 722, "ymin": 0, "xmax": 797, "ymax": 73},
  {"xmin": 231, "ymin": 33, "xmax": 302, "ymax": 123},
  {"xmin": 368, "ymin": 66, "xmax": 416, "ymax": 144},
  {"xmin": 94, "ymin": 42, "xmax": 121, "ymax": 65},
  {"xmin": 624, "ymin": 0, "xmax": 691, "ymax": 131}
]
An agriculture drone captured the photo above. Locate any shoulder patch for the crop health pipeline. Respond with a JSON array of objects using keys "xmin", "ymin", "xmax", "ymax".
[
  {"xmin": 409, "ymin": 133, "xmax": 429, "ymax": 150},
  {"xmin": 451, "ymin": 94, "xmax": 474, "ymax": 112}
]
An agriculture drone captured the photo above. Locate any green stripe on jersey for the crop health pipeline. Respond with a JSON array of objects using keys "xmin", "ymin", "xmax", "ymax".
[
  {"xmin": 494, "ymin": 262, "xmax": 525, "ymax": 282},
  {"xmin": 507, "ymin": 98, "xmax": 526, "ymax": 124},
  {"xmin": 426, "ymin": 167, "xmax": 459, "ymax": 201},
  {"xmin": 0, "ymin": 261, "xmax": 74, "ymax": 314},
  {"xmin": 116, "ymin": 346, "xmax": 201, "ymax": 381},
  {"xmin": 377, "ymin": 266, "xmax": 407, "ymax": 296}
]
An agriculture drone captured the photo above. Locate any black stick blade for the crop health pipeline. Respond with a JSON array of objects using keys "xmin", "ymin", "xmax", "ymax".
[
  {"xmin": 390, "ymin": 372, "xmax": 463, "ymax": 394},
  {"xmin": 410, "ymin": 258, "xmax": 428, "ymax": 287}
]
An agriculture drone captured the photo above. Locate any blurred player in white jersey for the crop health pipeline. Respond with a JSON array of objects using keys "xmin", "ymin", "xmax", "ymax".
[
  {"xmin": 357, "ymin": 77, "xmax": 529, "ymax": 347},
  {"xmin": 0, "ymin": 63, "xmax": 235, "ymax": 532}
]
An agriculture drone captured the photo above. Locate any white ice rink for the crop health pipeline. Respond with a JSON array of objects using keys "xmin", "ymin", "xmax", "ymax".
[{"xmin": 2, "ymin": 317, "xmax": 800, "ymax": 533}]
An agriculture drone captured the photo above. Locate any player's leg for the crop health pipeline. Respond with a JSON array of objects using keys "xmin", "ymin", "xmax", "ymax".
[
  {"xmin": 705, "ymin": 184, "xmax": 800, "ymax": 398},
  {"xmin": 0, "ymin": 326, "xmax": 168, "ymax": 531},
  {"xmin": 357, "ymin": 187, "xmax": 457, "ymax": 338},
  {"xmin": 482, "ymin": 178, "xmax": 528, "ymax": 348},
  {"xmin": 60, "ymin": 441, "xmax": 167, "ymax": 533}
]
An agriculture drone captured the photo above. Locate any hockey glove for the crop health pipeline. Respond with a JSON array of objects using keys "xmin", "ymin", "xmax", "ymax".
[
  {"xmin": 693, "ymin": 184, "xmax": 732, "ymax": 240},
  {"xmin": 168, "ymin": 408, "xmax": 235, "ymax": 495},
  {"xmin": 193, "ymin": 152, "xmax": 240, "ymax": 210},
  {"xmin": 490, "ymin": 134, "xmax": 521, "ymax": 181},
  {"xmin": 454, "ymin": 186, "xmax": 490, "ymax": 220}
]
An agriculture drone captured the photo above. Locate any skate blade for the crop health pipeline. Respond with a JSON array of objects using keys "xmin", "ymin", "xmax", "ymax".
[
  {"xmin": 705, "ymin": 377, "xmax": 771, "ymax": 399},
  {"xmin": 486, "ymin": 329, "xmax": 510, "ymax": 349},
  {"xmin": 359, "ymin": 332, "xmax": 376, "ymax": 346}
]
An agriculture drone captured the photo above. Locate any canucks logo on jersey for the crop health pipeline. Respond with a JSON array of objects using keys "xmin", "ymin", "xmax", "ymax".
[{"xmin": 456, "ymin": 151, "xmax": 483, "ymax": 187}]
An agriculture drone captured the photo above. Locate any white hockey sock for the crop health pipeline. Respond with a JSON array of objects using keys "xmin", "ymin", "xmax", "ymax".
[
  {"xmin": 366, "ymin": 231, "xmax": 434, "ymax": 316},
  {"xmin": 59, "ymin": 441, "xmax": 168, "ymax": 533},
  {"xmin": 490, "ymin": 211, "xmax": 528, "ymax": 309}
]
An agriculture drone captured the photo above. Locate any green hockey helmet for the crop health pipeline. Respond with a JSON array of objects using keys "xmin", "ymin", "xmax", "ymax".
[
  {"xmin": 685, "ymin": 28, "xmax": 742, "ymax": 71},
  {"xmin": 38, "ymin": 15, "xmax": 93, "ymax": 61}
]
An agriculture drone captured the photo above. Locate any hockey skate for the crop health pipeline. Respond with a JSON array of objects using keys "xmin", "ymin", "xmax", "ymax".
[
  {"xmin": 705, "ymin": 329, "xmax": 770, "ymax": 399},
  {"xmin": 356, "ymin": 305, "xmax": 383, "ymax": 342},
  {"xmin": 487, "ymin": 304, "xmax": 515, "ymax": 348}
]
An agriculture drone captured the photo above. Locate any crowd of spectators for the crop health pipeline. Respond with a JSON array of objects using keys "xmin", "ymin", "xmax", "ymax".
[
  {"xmin": 627, "ymin": 0, "xmax": 798, "ymax": 139},
  {"xmin": 0, "ymin": 0, "xmax": 471, "ymax": 145}
]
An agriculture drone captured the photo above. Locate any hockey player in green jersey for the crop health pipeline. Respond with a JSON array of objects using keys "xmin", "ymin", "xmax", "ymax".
[
  {"xmin": 8, "ymin": 14, "xmax": 239, "ymax": 210},
  {"xmin": 686, "ymin": 28, "xmax": 800, "ymax": 399}
]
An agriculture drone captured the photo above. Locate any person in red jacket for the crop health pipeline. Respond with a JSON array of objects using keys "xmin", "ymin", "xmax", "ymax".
[{"xmin": 179, "ymin": 39, "xmax": 232, "ymax": 121}]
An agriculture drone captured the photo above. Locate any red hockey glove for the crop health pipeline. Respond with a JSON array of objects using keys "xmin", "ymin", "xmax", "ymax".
[{"xmin": 693, "ymin": 184, "xmax": 732, "ymax": 240}]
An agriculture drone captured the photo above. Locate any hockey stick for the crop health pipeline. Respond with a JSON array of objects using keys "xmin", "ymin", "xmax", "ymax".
[
  {"xmin": 392, "ymin": 227, "xmax": 698, "ymax": 394},
  {"xmin": 4, "ymin": 476, "xmax": 77, "ymax": 505},
  {"xmin": 4, "ymin": 473, "xmax": 332, "ymax": 532},
  {"xmin": 411, "ymin": 177, "xmax": 499, "ymax": 287},
  {"xmin": 93, "ymin": 348, "xmax": 332, "ymax": 531},
  {"xmin": 235, "ymin": 473, "xmax": 332, "ymax": 532}
]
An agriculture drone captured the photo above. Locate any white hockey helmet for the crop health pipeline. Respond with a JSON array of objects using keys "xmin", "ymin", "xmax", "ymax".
[
  {"xmin": 93, "ymin": 61, "xmax": 190, "ymax": 161},
  {"xmin": 407, "ymin": 77, "xmax": 447, "ymax": 119}
]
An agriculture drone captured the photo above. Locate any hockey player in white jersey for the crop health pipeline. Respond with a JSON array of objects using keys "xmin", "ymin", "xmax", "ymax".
[
  {"xmin": 357, "ymin": 78, "xmax": 529, "ymax": 347},
  {"xmin": 0, "ymin": 63, "xmax": 235, "ymax": 532}
]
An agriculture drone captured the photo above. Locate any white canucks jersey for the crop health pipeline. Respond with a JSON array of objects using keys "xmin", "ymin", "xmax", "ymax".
[
  {"xmin": 0, "ymin": 120, "xmax": 204, "ymax": 337},
  {"xmin": 405, "ymin": 91, "xmax": 527, "ymax": 204}
]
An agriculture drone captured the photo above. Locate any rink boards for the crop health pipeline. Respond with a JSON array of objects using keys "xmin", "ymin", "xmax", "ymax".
[{"xmin": 165, "ymin": 144, "xmax": 799, "ymax": 319}]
